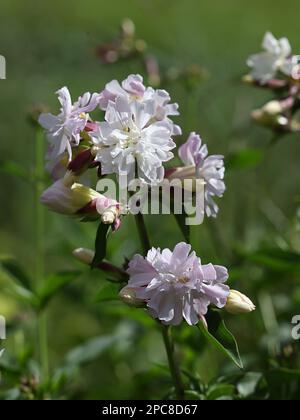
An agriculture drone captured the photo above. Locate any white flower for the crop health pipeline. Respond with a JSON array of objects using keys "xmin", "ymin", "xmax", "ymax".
[
  {"xmin": 247, "ymin": 32, "xmax": 295, "ymax": 83},
  {"xmin": 92, "ymin": 96, "xmax": 176, "ymax": 184},
  {"xmin": 123, "ymin": 242, "xmax": 230, "ymax": 326},
  {"xmin": 98, "ymin": 74, "xmax": 181, "ymax": 135},
  {"xmin": 39, "ymin": 87, "xmax": 99, "ymax": 163},
  {"xmin": 168, "ymin": 132, "xmax": 225, "ymax": 218}
]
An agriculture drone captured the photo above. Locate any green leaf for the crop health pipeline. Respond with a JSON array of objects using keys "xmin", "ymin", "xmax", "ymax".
[
  {"xmin": 38, "ymin": 271, "xmax": 80, "ymax": 309},
  {"xmin": 65, "ymin": 335, "xmax": 117, "ymax": 367},
  {"xmin": 94, "ymin": 283, "xmax": 120, "ymax": 303},
  {"xmin": 92, "ymin": 223, "xmax": 111, "ymax": 268},
  {"xmin": 173, "ymin": 210, "xmax": 190, "ymax": 242},
  {"xmin": 227, "ymin": 148, "xmax": 263, "ymax": 171},
  {"xmin": 62, "ymin": 321, "xmax": 135, "ymax": 368},
  {"xmin": 184, "ymin": 390, "xmax": 204, "ymax": 400},
  {"xmin": 0, "ymin": 160, "xmax": 29, "ymax": 181},
  {"xmin": 246, "ymin": 248, "xmax": 300, "ymax": 273},
  {"xmin": 206, "ymin": 383, "xmax": 235, "ymax": 400},
  {"xmin": 0, "ymin": 256, "xmax": 32, "ymax": 290},
  {"xmin": 4, "ymin": 282, "xmax": 40, "ymax": 308},
  {"xmin": 197, "ymin": 311, "xmax": 243, "ymax": 369},
  {"xmin": 237, "ymin": 372, "xmax": 263, "ymax": 398},
  {"xmin": 267, "ymin": 367, "xmax": 300, "ymax": 381}
]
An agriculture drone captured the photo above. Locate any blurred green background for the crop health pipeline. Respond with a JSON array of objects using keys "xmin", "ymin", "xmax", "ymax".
[{"xmin": 0, "ymin": 0, "xmax": 300, "ymax": 400}]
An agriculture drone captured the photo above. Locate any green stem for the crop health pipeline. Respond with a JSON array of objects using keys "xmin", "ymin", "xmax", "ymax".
[
  {"xmin": 35, "ymin": 128, "xmax": 49, "ymax": 381},
  {"xmin": 134, "ymin": 212, "xmax": 151, "ymax": 256},
  {"xmin": 162, "ymin": 325, "xmax": 185, "ymax": 400},
  {"xmin": 134, "ymin": 213, "xmax": 185, "ymax": 399}
]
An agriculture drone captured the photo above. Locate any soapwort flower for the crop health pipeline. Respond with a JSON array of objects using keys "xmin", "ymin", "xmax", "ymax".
[
  {"xmin": 167, "ymin": 132, "xmax": 225, "ymax": 217},
  {"xmin": 121, "ymin": 242, "xmax": 230, "ymax": 326},
  {"xmin": 247, "ymin": 32, "xmax": 296, "ymax": 83},
  {"xmin": 98, "ymin": 74, "xmax": 181, "ymax": 135},
  {"xmin": 39, "ymin": 87, "xmax": 99, "ymax": 165},
  {"xmin": 92, "ymin": 95, "xmax": 176, "ymax": 184}
]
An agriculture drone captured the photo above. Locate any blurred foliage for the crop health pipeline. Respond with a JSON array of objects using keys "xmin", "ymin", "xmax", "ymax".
[{"xmin": 0, "ymin": 0, "xmax": 300, "ymax": 400}]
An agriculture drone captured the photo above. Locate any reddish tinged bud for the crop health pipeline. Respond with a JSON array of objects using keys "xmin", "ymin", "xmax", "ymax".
[
  {"xmin": 76, "ymin": 199, "xmax": 98, "ymax": 216},
  {"xmin": 112, "ymin": 217, "xmax": 122, "ymax": 232},
  {"xmin": 85, "ymin": 121, "xmax": 99, "ymax": 132},
  {"xmin": 67, "ymin": 149, "xmax": 95, "ymax": 176},
  {"xmin": 265, "ymin": 79, "xmax": 288, "ymax": 89},
  {"xmin": 164, "ymin": 167, "xmax": 178, "ymax": 179}
]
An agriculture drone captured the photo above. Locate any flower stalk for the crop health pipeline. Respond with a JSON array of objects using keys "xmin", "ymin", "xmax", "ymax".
[
  {"xmin": 161, "ymin": 325, "xmax": 185, "ymax": 400},
  {"xmin": 134, "ymin": 213, "xmax": 185, "ymax": 399},
  {"xmin": 35, "ymin": 127, "xmax": 49, "ymax": 382}
]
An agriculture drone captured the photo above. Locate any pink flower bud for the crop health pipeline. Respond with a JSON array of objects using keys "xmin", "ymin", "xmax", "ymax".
[
  {"xmin": 41, "ymin": 180, "xmax": 101, "ymax": 216},
  {"xmin": 41, "ymin": 178, "xmax": 122, "ymax": 227},
  {"xmin": 67, "ymin": 149, "xmax": 94, "ymax": 175}
]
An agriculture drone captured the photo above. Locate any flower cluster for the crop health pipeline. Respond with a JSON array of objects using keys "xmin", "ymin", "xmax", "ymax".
[
  {"xmin": 39, "ymin": 73, "xmax": 226, "ymax": 222},
  {"xmin": 40, "ymin": 74, "xmax": 254, "ymax": 327},
  {"xmin": 244, "ymin": 32, "xmax": 300, "ymax": 133}
]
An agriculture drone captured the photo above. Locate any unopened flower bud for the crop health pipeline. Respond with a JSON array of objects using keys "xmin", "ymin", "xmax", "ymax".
[
  {"xmin": 67, "ymin": 149, "xmax": 94, "ymax": 176},
  {"xmin": 121, "ymin": 18, "xmax": 135, "ymax": 39},
  {"xmin": 242, "ymin": 74, "xmax": 255, "ymax": 85},
  {"xmin": 119, "ymin": 286, "xmax": 145, "ymax": 308},
  {"xmin": 225, "ymin": 290, "xmax": 256, "ymax": 315},
  {"xmin": 97, "ymin": 198, "xmax": 121, "ymax": 226},
  {"xmin": 41, "ymin": 180, "xmax": 101, "ymax": 216},
  {"xmin": 101, "ymin": 208, "xmax": 118, "ymax": 225},
  {"xmin": 73, "ymin": 248, "xmax": 95, "ymax": 265},
  {"xmin": 251, "ymin": 108, "xmax": 289, "ymax": 129},
  {"xmin": 262, "ymin": 100, "xmax": 283, "ymax": 115},
  {"xmin": 63, "ymin": 170, "xmax": 78, "ymax": 187},
  {"xmin": 165, "ymin": 165, "xmax": 196, "ymax": 182}
]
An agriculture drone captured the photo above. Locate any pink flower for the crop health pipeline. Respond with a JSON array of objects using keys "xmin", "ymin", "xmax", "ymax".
[
  {"xmin": 39, "ymin": 87, "xmax": 99, "ymax": 165},
  {"xmin": 123, "ymin": 243, "xmax": 230, "ymax": 326},
  {"xmin": 167, "ymin": 132, "xmax": 225, "ymax": 218},
  {"xmin": 98, "ymin": 74, "xmax": 181, "ymax": 136}
]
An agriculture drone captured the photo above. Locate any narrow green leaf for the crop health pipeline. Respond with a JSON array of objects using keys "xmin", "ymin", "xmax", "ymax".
[
  {"xmin": 237, "ymin": 372, "xmax": 263, "ymax": 398},
  {"xmin": 207, "ymin": 383, "xmax": 235, "ymax": 400},
  {"xmin": 94, "ymin": 283, "xmax": 120, "ymax": 303},
  {"xmin": 0, "ymin": 160, "xmax": 29, "ymax": 181},
  {"xmin": 0, "ymin": 257, "xmax": 32, "ymax": 290},
  {"xmin": 227, "ymin": 148, "xmax": 263, "ymax": 171},
  {"xmin": 4, "ymin": 283, "xmax": 40, "ymax": 308},
  {"xmin": 65, "ymin": 335, "xmax": 117, "ymax": 367},
  {"xmin": 92, "ymin": 223, "xmax": 111, "ymax": 268},
  {"xmin": 246, "ymin": 248, "xmax": 300, "ymax": 272},
  {"xmin": 38, "ymin": 271, "xmax": 80, "ymax": 309},
  {"xmin": 267, "ymin": 367, "xmax": 300, "ymax": 381},
  {"xmin": 197, "ymin": 311, "xmax": 243, "ymax": 369},
  {"xmin": 173, "ymin": 210, "xmax": 190, "ymax": 243}
]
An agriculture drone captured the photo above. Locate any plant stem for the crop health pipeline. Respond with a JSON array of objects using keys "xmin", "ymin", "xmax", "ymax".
[
  {"xmin": 35, "ymin": 127, "xmax": 49, "ymax": 381},
  {"xmin": 162, "ymin": 325, "xmax": 185, "ymax": 400},
  {"xmin": 134, "ymin": 212, "xmax": 151, "ymax": 256},
  {"xmin": 134, "ymin": 213, "xmax": 185, "ymax": 399}
]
